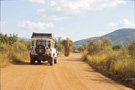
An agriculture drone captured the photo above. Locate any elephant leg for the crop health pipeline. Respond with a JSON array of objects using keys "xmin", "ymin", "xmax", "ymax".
[
  {"xmin": 67, "ymin": 48, "xmax": 69, "ymax": 56},
  {"xmin": 66, "ymin": 48, "xmax": 68, "ymax": 56},
  {"xmin": 65, "ymin": 48, "xmax": 66, "ymax": 56},
  {"xmin": 68, "ymin": 48, "xmax": 70, "ymax": 56},
  {"xmin": 65, "ymin": 47, "xmax": 68, "ymax": 56},
  {"xmin": 66, "ymin": 48, "xmax": 69, "ymax": 56}
]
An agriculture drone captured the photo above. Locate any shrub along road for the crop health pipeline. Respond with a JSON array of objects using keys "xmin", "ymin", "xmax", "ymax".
[{"xmin": 1, "ymin": 53, "xmax": 132, "ymax": 90}]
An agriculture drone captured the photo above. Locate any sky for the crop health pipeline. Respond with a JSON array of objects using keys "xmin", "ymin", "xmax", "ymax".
[{"xmin": 0, "ymin": 0, "xmax": 135, "ymax": 41}]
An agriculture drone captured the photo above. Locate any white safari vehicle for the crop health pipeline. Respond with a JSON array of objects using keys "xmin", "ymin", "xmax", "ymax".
[{"xmin": 30, "ymin": 33, "xmax": 58, "ymax": 65}]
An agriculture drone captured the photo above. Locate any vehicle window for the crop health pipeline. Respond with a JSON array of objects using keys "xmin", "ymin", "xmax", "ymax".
[
  {"xmin": 36, "ymin": 40, "xmax": 46, "ymax": 46},
  {"xmin": 32, "ymin": 41, "xmax": 34, "ymax": 46},
  {"xmin": 48, "ymin": 41, "xmax": 51, "ymax": 48}
]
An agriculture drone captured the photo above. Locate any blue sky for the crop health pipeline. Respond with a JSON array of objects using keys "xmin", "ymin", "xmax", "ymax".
[{"xmin": 1, "ymin": 0, "xmax": 135, "ymax": 41}]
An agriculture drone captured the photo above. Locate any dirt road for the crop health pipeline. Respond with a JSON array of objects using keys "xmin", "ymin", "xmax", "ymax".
[{"xmin": 1, "ymin": 53, "xmax": 132, "ymax": 90}]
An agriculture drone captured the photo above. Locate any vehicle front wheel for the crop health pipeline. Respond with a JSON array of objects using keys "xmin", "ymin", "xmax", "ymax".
[
  {"xmin": 50, "ymin": 57, "xmax": 54, "ymax": 66},
  {"xmin": 54, "ymin": 58, "xmax": 58, "ymax": 64}
]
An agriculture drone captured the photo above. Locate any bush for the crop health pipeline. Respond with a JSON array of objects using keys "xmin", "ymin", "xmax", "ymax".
[
  {"xmin": 0, "ymin": 33, "xmax": 29, "ymax": 67},
  {"xmin": 12, "ymin": 42, "xmax": 27, "ymax": 53},
  {"xmin": 82, "ymin": 50, "xmax": 88, "ymax": 60},
  {"xmin": 87, "ymin": 37, "xmax": 112, "ymax": 55},
  {"xmin": 127, "ymin": 40, "xmax": 135, "ymax": 58},
  {"xmin": 0, "ymin": 33, "xmax": 18, "ymax": 45},
  {"xmin": 78, "ymin": 44, "xmax": 88, "ymax": 52},
  {"xmin": 112, "ymin": 43, "xmax": 124, "ymax": 50},
  {"xmin": 55, "ymin": 37, "xmax": 64, "ymax": 53}
]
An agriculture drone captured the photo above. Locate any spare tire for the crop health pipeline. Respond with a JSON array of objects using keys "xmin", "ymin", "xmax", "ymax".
[{"xmin": 35, "ymin": 45, "xmax": 45, "ymax": 55}]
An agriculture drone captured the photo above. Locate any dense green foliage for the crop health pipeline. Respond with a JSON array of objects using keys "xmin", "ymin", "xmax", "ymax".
[
  {"xmin": 127, "ymin": 40, "xmax": 135, "ymax": 58},
  {"xmin": 112, "ymin": 43, "xmax": 124, "ymax": 50},
  {"xmin": 0, "ymin": 33, "xmax": 18, "ymax": 45},
  {"xmin": 55, "ymin": 37, "xmax": 64, "ymax": 53},
  {"xmin": 87, "ymin": 37, "xmax": 112, "ymax": 55},
  {"xmin": 78, "ymin": 44, "xmax": 88, "ymax": 52}
]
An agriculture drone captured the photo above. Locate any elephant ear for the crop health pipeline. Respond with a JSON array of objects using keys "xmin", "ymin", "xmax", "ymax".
[
  {"xmin": 69, "ymin": 40, "xmax": 73, "ymax": 46},
  {"xmin": 62, "ymin": 40, "xmax": 66, "ymax": 46}
]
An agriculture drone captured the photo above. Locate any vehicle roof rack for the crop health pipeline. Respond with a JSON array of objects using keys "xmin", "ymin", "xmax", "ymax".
[{"xmin": 31, "ymin": 32, "xmax": 53, "ymax": 38}]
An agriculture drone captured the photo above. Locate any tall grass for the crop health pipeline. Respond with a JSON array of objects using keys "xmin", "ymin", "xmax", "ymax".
[
  {"xmin": 85, "ymin": 51, "xmax": 135, "ymax": 78},
  {"xmin": 0, "ymin": 42, "xmax": 29, "ymax": 67},
  {"xmin": 83, "ymin": 37, "xmax": 135, "ymax": 78}
]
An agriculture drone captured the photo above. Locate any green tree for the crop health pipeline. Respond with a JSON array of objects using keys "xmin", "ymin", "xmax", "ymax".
[
  {"xmin": 55, "ymin": 37, "xmax": 64, "ymax": 52},
  {"xmin": 99, "ymin": 36, "xmax": 112, "ymax": 48},
  {"xmin": 87, "ymin": 38, "xmax": 99, "ymax": 55},
  {"xmin": 127, "ymin": 40, "xmax": 135, "ymax": 58},
  {"xmin": 66, "ymin": 37, "xmax": 70, "ymax": 40},
  {"xmin": 112, "ymin": 43, "xmax": 124, "ymax": 50},
  {"xmin": 0, "ymin": 33, "xmax": 18, "ymax": 45},
  {"xmin": 78, "ymin": 44, "xmax": 88, "ymax": 52},
  {"xmin": 0, "ymin": 33, "xmax": 4, "ymax": 44},
  {"xmin": 3, "ymin": 34, "xmax": 9, "ymax": 44},
  {"xmin": 12, "ymin": 34, "xmax": 18, "ymax": 44},
  {"xmin": 0, "ymin": 33, "xmax": 4, "ymax": 38},
  {"xmin": 87, "ymin": 37, "xmax": 112, "ymax": 55}
]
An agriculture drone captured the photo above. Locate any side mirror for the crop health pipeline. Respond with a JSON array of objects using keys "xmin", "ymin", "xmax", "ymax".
[{"xmin": 57, "ymin": 51, "xmax": 59, "ymax": 55}]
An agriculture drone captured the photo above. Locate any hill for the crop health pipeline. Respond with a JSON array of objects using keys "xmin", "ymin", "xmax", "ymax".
[{"xmin": 74, "ymin": 28, "xmax": 135, "ymax": 46}]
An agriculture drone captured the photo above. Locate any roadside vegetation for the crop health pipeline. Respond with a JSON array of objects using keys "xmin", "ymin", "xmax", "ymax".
[
  {"xmin": 82, "ymin": 36, "xmax": 135, "ymax": 78},
  {"xmin": 55, "ymin": 37, "xmax": 64, "ymax": 54},
  {"xmin": 0, "ymin": 33, "xmax": 30, "ymax": 67},
  {"xmin": 55, "ymin": 37, "xmax": 71, "ymax": 55}
]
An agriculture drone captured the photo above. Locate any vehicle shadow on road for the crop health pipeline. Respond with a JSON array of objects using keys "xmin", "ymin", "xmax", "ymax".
[{"xmin": 13, "ymin": 61, "xmax": 49, "ymax": 66}]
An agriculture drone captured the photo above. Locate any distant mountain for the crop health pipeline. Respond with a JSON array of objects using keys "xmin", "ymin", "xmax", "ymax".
[{"xmin": 74, "ymin": 28, "xmax": 135, "ymax": 46}]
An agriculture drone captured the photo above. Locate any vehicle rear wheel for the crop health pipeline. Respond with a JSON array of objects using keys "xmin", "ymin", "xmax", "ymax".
[
  {"xmin": 38, "ymin": 60, "xmax": 41, "ymax": 64},
  {"xmin": 50, "ymin": 57, "xmax": 54, "ymax": 66},
  {"xmin": 30, "ymin": 57, "xmax": 35, "ymax": 64}
]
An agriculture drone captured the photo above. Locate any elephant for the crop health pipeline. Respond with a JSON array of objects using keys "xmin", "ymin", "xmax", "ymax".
[{"xmin": 62, "ymin": 40, "xmax": 73, "ymax": 56}]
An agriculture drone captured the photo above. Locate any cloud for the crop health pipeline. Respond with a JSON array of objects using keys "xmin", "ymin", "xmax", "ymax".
[
  {"xmin": 29, "ymin": 0, "xmax": 45, "ymax": 4},
  {"xmin": 49, "ymin": 1, "xmax": 57, "ymax": 6},
  {"xmin": 37, "ymin": 0, "xmax": 125, "ymax": 20},
  {"xmin": 60, "ymin": 27, "xmax": 64, "ymax": 30},
  {"xmin": 0, "ymin": 21, "xmax": 6, "ymax": 25},
  {"xmin": 37, "ymin": 8, "xmax": 84, "ymax": 20},
  {"xmin": 18, "ymin": 20, "xmax": 54, "ymax": 30},
  {"xmin": 109, "ymin": 19, "xmax": 135, "ymax": 29}
]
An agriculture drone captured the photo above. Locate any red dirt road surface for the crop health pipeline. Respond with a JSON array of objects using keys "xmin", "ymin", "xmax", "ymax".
[{"xmin": 1, "ymin": 53, "xmax": 133, "ymax": 90}]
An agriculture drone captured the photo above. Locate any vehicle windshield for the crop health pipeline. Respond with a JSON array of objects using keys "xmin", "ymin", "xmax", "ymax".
[{"xmin": 36, "ymin": 40, "xmax": 46, "ymax": 46}]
